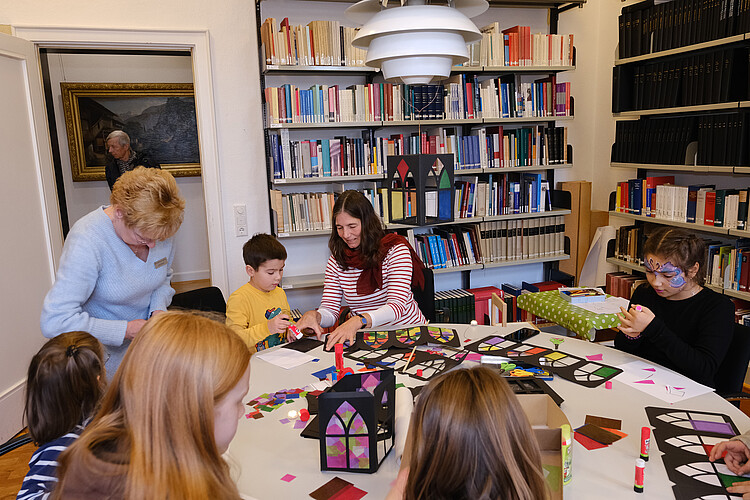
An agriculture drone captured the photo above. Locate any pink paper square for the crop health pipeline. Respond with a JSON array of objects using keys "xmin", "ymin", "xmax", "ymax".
[
  {"xmin": 280, "ymin": 474, "xmax": 296, "ymax": 482},
  {"xmin": 586, "ymin": 354, "xmax": 603, "ymax": 361}
]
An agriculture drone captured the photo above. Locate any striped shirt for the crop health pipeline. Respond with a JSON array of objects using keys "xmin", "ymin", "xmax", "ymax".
[
  {"xmin": 319, "ymin": 243, "xmax": 425, "ymax": 328},
  {"xmin": 17, "ymin": 424, "xmax": 85, "ymax": 500}
]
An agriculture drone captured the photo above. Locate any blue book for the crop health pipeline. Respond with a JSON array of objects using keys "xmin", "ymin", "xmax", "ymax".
[
  {"xmin": 435, "ymin": 235, "xmax": 448, "ymax": 268},
  {"xmin": 270, "ymin": 133, "xmax": 281, "ymax": 179},
  {"xmin": 321, "ymin": 139, "xmax": 331, "ymax": 176},
  {"xmin": 284, "ymin": 84, "xmax": 292, "ymax": 123},
  {"xmin": 428, "ymin": 235, "xmax": 443, "ymax": 269},
  {"xmin": 438, "ymin": 190, "xmax": 452, "ymax": 220}
]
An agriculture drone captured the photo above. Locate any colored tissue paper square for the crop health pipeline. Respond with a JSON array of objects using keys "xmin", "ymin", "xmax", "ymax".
[
  {"xmin": 280, "ymin": 474, "xmax": 296, "ymax": 482},
  {"xmin": 294, "ymin": 419, "xmax": 307, "ymax": 429},
  {"xmin": 585, "ymin": 415, "xmax": 622, "ymax": 430},
  {"xmin": 279, "ymin": 418, "xmax": 290, "ymax": 424},
  {"xmin": 312, "ymin": 366, "xmax": 338, "ymax": 380},
  {"xmin": 602, "ymin": 428, "xmax": 628, "ymax": 439},
  {"xmin": 329, "ymin": 484, "xmax": 368, "ymax": 500},
  {"xmin": 585, "ymin": 354, "xmax": 603, "ymax": 361},
  {"xmin": 575, "ymin": 424, "xmax": 622, "ymax": 445},
  {"xmin": 690, "ymin": 420, "xmax": 736, "ymax": 436},
  {"xmin": 309, "ymin": 477, "xmax": 353, "ymax": 500},
  {"xmin": 313, "ymin": 358, "xmax": 320, "ymax": 362},
  {"xmin": 464, "ymin": 352, "xmax": 483, "ymax": 363},
  {"xmin": 574, "ymin": 432, "xmax": 609, "ymax": 450}
]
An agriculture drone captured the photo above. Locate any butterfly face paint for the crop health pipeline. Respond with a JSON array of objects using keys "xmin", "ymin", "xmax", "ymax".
[{"xmin": 644, "ymin": 258, "xmax": 686, "ymax": 287}]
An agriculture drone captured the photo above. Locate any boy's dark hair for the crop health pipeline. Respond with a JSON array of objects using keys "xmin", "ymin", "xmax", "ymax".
[
  {"xmin": 243, "ymin": 233, "xmax": 287, "ymax": 269},
  {"xmin": 24, "ymin": 332, "xmax": 106, "ymax": 445},
  {"xmin": 642, "ymin": 227, "xmax": 708, "ymax": 285}
]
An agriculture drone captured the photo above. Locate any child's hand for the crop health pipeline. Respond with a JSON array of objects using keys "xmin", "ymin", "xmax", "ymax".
[
  {"xmin": 616, "ymin": 305, "xmax": 654, "ymax": 338},
  {"xmin": 710, "ymin": 439, "xmax": 750, "ymax": 475},
  {"xmin": 267, "ymin": 314, "xmax": 291, "ymax": 334}
]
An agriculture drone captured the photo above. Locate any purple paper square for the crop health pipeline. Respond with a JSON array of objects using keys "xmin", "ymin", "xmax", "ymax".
[
  {"xmin": 279, "ymin": 418, "xmax": 290, "ymax": 424},
  {"xmin": 690, "ymin": 420, "xmax": 735, "ymax": 435},
  {"xmin": 294, "ymin": 419, "xmax": 307, "ymax": 429}
]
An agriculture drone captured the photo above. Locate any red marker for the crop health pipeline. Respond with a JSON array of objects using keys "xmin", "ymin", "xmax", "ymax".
[
  {"xmin": 634, "ymin": 458, "xmax": 645, "ymax": 493},
  {"xmin": 640, "ymin": 427, "xmax": 650, "ymax": 461},
  {"xmin": 334, "ymin": 343, "xmax": 344, "ymax": 374}
]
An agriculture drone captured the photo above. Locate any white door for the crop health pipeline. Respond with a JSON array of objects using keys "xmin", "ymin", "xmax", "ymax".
[{"xmin": 0, "ymin": 32, "xmax": 59, "ymax": 442}]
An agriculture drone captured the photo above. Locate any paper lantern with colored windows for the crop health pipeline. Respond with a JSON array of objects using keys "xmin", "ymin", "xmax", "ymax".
[
  {"xmin": 318, "ymin": 369, "xmax": 395, "ymax": 473},
  {"xmin": 386, "ymin": 154, "xmax": 454, "ymax": 226}
]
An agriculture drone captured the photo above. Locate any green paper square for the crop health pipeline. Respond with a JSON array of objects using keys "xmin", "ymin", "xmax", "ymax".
[{"xmin": 592, "ymin": 366, "xmax": 618, "ymax": 378}]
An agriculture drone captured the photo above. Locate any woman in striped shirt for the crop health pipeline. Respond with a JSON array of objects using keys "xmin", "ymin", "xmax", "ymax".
[{"xmin": 296, "ymin": 190, "xmax": 426, "ymax": 349}]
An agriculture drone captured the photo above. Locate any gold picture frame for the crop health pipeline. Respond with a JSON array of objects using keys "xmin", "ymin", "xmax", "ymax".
[{"xmin": 60, "ymin": 82, "xmax": 201, "ymax": 182}]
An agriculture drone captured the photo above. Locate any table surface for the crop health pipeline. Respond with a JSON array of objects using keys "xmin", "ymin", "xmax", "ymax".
[{"xmin": 227, "ymin": 323, "xmax": 750, "ymax": 500}]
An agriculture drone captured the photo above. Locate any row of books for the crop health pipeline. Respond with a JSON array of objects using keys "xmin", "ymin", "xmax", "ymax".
[
  {"xmin": 260, "ymin": 17, "xmax": 366, "ymax": 67},
  {"xmin": 611, "ymin": 225, "xmax": 645, "ymax": 266},
  {"xmin": 268, "ymin": 190, "xmax": 336, "ymax": 234},
  {"xmin": 606, "ymin": 270, "xmax": 647, "ymax": 299},
  {"xmin": 616, "ymin": 179, "xmax": 750, "ymax": 230},
  {"xmin": 406, "ymin": 226, "xmax": 483, "ymax": 270},
  {"xmin": 476, "ymin": 217, "xmax": 566, "ymax": 263},
  {"xmin": 453, "ymin": 173, "xmax": 553, "ymax": 218},
  {"xmin": 614, "ymin": 176, "xmax": 675, "ymax": 218},
  {"xmin": 612, "ymin": 113, "xmax": 749, "ymax": 166},
  {"xmin": 269, "ymin": 125, "xmax": 570, "ymax": 180},
  {"xmin": 463, "ymin": 24, "xmax": 574, "ymax": 68},
  {"xmin": 263, "ymin": 77, "xmax": 572, "ymax": 126},
  {"xmin": 612, "ymin": 48, "xmax": 747, "ymax": 112},
  {"xmin": 618, "ymin": 0, "xmax": 748, "ymax": 59},
  {"xmin": 434, "ymin": 289, "xmax": 477, "ymax": 324},
  {"xmin": 611, "ymin": 118, "xmax": 694, "ymax": 165}
]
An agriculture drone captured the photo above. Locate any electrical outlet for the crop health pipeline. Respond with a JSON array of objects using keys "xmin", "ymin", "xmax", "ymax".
[{"xmin": 234, "ymin": 204, "xmax": 247, "ymax": 237}]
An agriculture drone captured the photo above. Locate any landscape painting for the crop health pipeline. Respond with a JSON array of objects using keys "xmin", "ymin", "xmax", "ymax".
[{"xmin": 60, "ymin": 82, "xmax": 201, "ymax": 181}]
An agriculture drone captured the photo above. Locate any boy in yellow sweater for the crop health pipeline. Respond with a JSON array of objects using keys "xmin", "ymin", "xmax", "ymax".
[{"xmin": 226, "ymin": 233, "xmax": 292, "ymax": 353}]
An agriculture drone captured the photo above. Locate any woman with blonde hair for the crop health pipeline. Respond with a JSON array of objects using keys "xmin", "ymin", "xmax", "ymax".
[
  {"xmin": 388, "ymin": 366, "xmax": 549, "ymax": 500},
  {"xmin": 53, "ymin": 311, "xmax": 251, "ymax": 499},
  {"xmin": 41, "ymin": 166, "xmax": 185, "ymax": 374}
]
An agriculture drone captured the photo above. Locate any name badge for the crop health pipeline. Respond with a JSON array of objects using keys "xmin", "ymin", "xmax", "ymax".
[{"xmin": 154, "ymin": 257, "xmax": 168, "ymax": 269}]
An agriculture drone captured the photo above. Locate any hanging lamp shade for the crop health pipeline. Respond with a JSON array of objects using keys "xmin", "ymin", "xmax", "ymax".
[{"xmin": 346, "ymin": 1, "xmax": 488, "ymax": 85}]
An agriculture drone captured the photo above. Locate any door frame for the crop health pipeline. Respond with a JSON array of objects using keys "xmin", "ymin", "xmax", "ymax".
[{"xmin": 13, "ymin": 26, "xmax": 229, "ymax": 293}]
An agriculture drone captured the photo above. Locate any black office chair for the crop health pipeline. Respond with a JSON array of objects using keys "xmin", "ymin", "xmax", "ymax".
[
  {"xmin": 169, "ymin": 286, "xmax": 227, "ymax": 315},
  {"xmin": 412, "ymin": 267, "xmax": 435, "ymax": 323},
  {"xmin": 715, "ymin": 323, "xmax": 750, "ymax": 406}
]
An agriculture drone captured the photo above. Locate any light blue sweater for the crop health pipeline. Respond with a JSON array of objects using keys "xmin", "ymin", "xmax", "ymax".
[{"xmin": 40, "ymin": 207, "xmax": 175, "ymax": 374}]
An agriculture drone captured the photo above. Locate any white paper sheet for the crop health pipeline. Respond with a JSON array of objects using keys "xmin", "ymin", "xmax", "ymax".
[
  {"xmin": 255, "ymin": 348, "xmax": 315, "ymax": 370},
  {"xmin": 572, "ymin": 296, "xmax": 631, "ymax": 314},
  {"xmin": 615, "ymin": 360, "xmax": 714, "ymax": 404}
]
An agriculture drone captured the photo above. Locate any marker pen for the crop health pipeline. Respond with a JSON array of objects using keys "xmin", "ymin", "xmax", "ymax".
[
  {"xmin": 640, "ymin": 427, "xmax": 650, "ymax": 461},
  {"xmin": 634, "ymin": 458, "xmax": 645, "ymax": 493},
  {"xmin": 288, "ymin": 324, "xmax": 303, "ymax": 340}
]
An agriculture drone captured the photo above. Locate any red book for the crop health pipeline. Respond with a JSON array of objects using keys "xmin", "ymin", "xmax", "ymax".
[
  {"xmin": 465, "ymin": 81, "xmax": 475, "ymax": 119},
  {"xmin": 467, "ymin": 286, "xmax": 503, "ymax": 324},
  {"xmin": 278, "ymin": 86, "xmax": 287, "ymax": 123},
  {"xmin": 280, "ymin": 18, "xmax": 292, "ymax": 65},
  {"xmin": 384, "ymin": 83, "xmax": 393, "ymax": 121},
  {"xmin": 704, "ymin": 191, "xmax": 716, "ymax": 225},
  {"xmin": 502, "ymin": 26, "xmax": 523, "ymax": 66},
  {"xmin": 740, "ymin": 249, "xmax": 750, "ymax": 292}
]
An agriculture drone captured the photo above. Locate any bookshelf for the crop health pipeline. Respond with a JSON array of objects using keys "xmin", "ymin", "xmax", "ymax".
[
  {"xmin": 609, "ymin": 0, "xmax": 750, "ymax": 308},
  {"xmin": 258, "ymin": 1, "xmax": 581, "ymax": 309}
]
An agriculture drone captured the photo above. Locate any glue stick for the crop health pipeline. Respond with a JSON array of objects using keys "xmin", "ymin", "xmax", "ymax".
[
  {"xmin": 561, "ymin": 424, "xmax": 572, "ymax": 485},
  {"xmin": 640, "ymin": 427, "xmax": 650, "ymax": 461},
  {"xmin": 634, "ymin": 458, "xmax": 645, "ymax": 493}
]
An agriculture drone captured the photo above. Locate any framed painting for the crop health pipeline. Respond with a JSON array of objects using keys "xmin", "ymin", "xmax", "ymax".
[{"xmin": 60, "ymin": 82, "xmax": 201, "ymax": 181}]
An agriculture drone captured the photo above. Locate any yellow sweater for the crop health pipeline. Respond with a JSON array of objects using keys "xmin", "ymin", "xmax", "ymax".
[{"xmin": 225, "ymin": 282, "xmax": 290, "ymax": 352}]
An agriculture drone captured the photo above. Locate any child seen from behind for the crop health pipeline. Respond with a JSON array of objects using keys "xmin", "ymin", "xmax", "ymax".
[
  {"xmin": 387, "ymin": 366, "xmax": 549, "ymax": 500},
  {"xmin": 17, "ymin": 332, "xmax": 106, "ymax": 500}
]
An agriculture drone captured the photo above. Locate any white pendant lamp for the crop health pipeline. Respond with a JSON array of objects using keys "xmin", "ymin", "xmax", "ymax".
[{"xmin": 346, "ymin": 0, "xmax": 489, "ymax": 85}]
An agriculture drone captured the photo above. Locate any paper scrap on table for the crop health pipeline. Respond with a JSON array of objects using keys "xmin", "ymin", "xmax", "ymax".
[
  {"xmin": 255, "ymin": 349, "xmax": 315, "ymax": 370},
  {"xmin": 616, "ymin": 360, "xmax": 713, "ymax": 404},
  {"xmin": 575, "ymin": 423, "xmax": 622, "ymax": 445},
  {"xmin": 309, "ymin": 477, "xmax": 367, "ymax": 500},
  {"xmin": 585, "ymin": 415, "xmax": 622, "ymax": 430},
  {"xmin": 312, "ymin": 365, "xmax": 337, "ymax": 380},
  {"xmin": 572, "ymin": 296, "xmax": 630, "ymax": 314},
  {"xmin": 280, "ymin": 474, "xmax": 296, "ymax": 482},
  {"xmin": 586, "ymin": 354, "xmax": 603, "ymax": 361},
  {"xmin": 574, "ymin": 432, "xmax": 608, "ymax": 450}
]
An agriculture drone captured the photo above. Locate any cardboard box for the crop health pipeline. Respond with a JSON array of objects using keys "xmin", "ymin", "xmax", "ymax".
[
  {"xmin": 518, "ymin": 394, "xmax": 570, "ymax": 500},
  {"xmin": 558, "ymin": 180, "xmax": 592, "ymax": 283}
]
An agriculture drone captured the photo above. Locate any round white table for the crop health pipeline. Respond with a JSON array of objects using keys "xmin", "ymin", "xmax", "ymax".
[{"xmin": 228, "ymin": 323, "xmax": 750, "ymax": 499}]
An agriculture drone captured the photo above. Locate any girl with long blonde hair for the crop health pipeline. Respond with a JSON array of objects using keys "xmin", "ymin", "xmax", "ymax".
[
  {"xmin": 389, "ymin": 366, "xmax": 549, "ymax": 500},
  {"xmin": 53, "ymin": 311, "xmax": 251, "ymax": 499}
]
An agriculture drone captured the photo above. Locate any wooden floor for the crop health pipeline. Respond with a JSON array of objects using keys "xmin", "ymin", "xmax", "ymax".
[{"xmin": 0, "ymin": 434, "xmax": 34, "ymax": 500}]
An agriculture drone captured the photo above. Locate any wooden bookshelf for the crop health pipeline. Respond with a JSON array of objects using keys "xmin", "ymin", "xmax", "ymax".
[
  {"xmin": 614, "ymin": 34, "xmax": 745, "ymax": 66},
  {"xmin": 272, "ymin": 173, "xmax": 384, "ymax": 185},
  {"xmin": 609, "ymin": 211, "xmax": 736, "ymax": 236},
  {"xmin": 613, "ymin": 102, "xmax": 741, "ymax": 119}
]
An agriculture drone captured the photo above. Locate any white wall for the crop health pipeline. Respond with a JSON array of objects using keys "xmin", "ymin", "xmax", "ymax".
[
  {"xmin": 2, "ymin": 0, "xmax": 269, "ymax": 297},
  {"xmin": 46, "ymin": 52, "xmax": 209, "ymax": 281}
]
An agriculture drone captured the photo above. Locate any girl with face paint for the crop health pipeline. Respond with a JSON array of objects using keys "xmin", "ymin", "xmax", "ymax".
[{"xmin": 614, "ymin": 227, "xmax": 734, "ymax": 388}]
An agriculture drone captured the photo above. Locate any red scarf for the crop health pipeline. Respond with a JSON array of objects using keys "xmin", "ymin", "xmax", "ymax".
[{"xmin": 343, "ymin": 233, "xmax": 425, "ymax": 296}]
